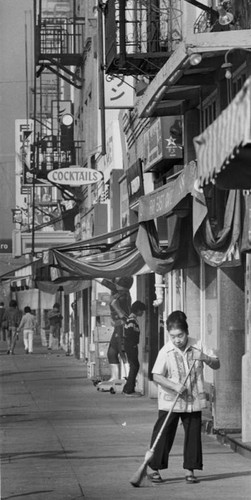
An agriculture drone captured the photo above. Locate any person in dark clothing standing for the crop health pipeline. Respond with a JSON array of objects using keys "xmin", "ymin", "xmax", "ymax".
[
  {"xmin": 48, "ymin": 303, "xmax": 63, "ymax": 350},
  {"xmin": 102, "ymin": 277, "xmax": 133, "ymax": 381},
  {"xmin": 122, "ymin": 301, "xmax": 146, "ymax": 396},
  {"xmin": 0, "ymin": 302, "xmax": 6, "ymax": 341},
  {"xmin": 3, "ymin": 299, "xmax": 21, "ymax": 355}
]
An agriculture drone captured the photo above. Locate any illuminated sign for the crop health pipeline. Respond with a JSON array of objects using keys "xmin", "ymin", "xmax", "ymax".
[
  {"xmin": 47, "ymin": 167, "xmax": 103, "ymax": 186},
  {"xmin": 0, "ymin": 239, "xmax": 12, "ymax": 253},
  {"xmin": 143, "ymin": 116, "xmax": 183, "ymax": 172}
]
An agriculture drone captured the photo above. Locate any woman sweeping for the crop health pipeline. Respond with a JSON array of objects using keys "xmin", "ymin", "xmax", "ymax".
[{"xmin": 147, "ymin": 310, "xmax": 220, "ymax": 484}]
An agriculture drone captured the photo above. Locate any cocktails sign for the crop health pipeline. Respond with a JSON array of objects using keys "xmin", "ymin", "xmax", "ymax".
[{"xmin": 47, "ymin": 167, "xmax": 103, "ymax": 186}]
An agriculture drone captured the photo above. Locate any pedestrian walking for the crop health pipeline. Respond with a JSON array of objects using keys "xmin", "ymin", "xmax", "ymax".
[
  {"xmin": 0, "ymin": 301, "xmax": 6, "ymax": 341},
  {"xmin": 147, "ymin": 310, "xmax": 220, "ymax": 484},
  {"xmin": 17, "ymin": 306, "xmax": 37, "ymax": 354},
  {"xmin": 122, "ymin": 300, "xmax": 146, "ymax": 397},
  {"xmin": 3, "ymin": 299, "xmax": 22, "ymax": 355},
  {"xmin": 48, "ymin": 303, "xmax": 63, "ymax": 351},
  {"xmin": 105, "ymin": 277, "xmax": 133, "ymax": 381}
]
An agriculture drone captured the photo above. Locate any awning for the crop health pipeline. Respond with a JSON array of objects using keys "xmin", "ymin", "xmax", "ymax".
[
  {"xmin": 193, "ymin": 188, "xmax": 242, "ymax": 267},
  {"xmin": 138, "ymin": 161, "xmax": 197, "ymax": 221},
  {"xmin": 39, "ymin": 245, "xmax": 146, "ymax": 281},
  {"xmin": 194, "ymin": 77, "xmax": 251, "ymax": 189},
  {"xmin": 34, "ymin": 223, "xmax": 147, "ymax": 282}
]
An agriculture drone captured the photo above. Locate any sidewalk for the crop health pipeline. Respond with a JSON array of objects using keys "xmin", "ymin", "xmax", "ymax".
[{"xmin": 1, "ymin": 337, "xmax": 250, "ymax": 500}]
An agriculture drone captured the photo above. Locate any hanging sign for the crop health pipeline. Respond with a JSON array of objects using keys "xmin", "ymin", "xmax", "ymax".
[{"xmin": 47, "ymin": 167, "xmax": 103, "ymax": 186}]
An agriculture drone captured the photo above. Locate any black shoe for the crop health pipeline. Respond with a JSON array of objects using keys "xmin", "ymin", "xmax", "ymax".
[
  {"xmin": 123, "ymin": 391, "xmax": 142, "ymax": 397},
  {"xmin": 185, "ymin": 475, "xmax": 199, "ymax": 484},
  {"xmin": 7, "ymin": 350, "xmax": 10, "ymax": 355},
  {"xmin": 148, "ymin": 471, "xmax": 163, "ymax": 483}
]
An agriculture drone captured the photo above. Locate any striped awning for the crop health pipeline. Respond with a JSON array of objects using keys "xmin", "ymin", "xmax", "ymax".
[{"xmin": 194, "ymin": 77, "xmax": 251, "ymax": 189}]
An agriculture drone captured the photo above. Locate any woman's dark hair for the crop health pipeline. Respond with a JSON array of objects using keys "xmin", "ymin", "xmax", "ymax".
[
  {"xmin": 166, "ymin": 310, "xmax": 188, "ymax": 334},
  {"xmin": 9, "ymin": 299, "xmax": 17, "ymax": 308},
  {"xmin": 24, "ymin": 306, "xmax": 31, "ymax": 313}
]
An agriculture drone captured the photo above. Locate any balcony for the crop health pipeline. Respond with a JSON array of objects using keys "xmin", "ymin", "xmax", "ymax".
[
  {"xmin": 35, "ymin": 1, "xmax": 85, "ymax": 88},
  {"xmin": 36, "ymin": 17, "xmax": 85, "ymax": 67},
  {"xmin": 104, "ymin": 0, "xmax": 183, "ymax": 77}
]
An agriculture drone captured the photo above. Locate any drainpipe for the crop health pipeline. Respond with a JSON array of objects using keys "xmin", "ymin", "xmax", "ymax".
[
  {"xmin": 153, "ymin": 273, "xmax": 169, "ymax": 343},
  {"xmin": 153, "ymin": 273, "xmax": 164, "ymax": 308}
]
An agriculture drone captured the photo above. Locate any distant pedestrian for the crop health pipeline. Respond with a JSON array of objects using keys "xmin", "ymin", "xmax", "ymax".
[
  {"xmin": 0, "ymin": 301, "xmax": 6, "ymax": 341},
  {"xmin": 48, "ymin": 303, "xmax": 63, "ymax": 350},
  {"xmin": 122, "ymin": 301, "xmax": 146, "ymax": 397},
  {"xmin": 147, "ymin": 310, "xmax": 220, "ymax": 484},
  {"xmin": 3, "ymin": 299, "xmax": 21, "ymax": 355},
  {"xmin": 17, "ymin": 306, "xmax": 37, "ymax": 354}
]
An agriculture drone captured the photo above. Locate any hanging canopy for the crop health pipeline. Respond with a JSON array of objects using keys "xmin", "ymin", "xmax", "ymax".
[
  {"xmin": 194, "ymin": 77, "xmax": 251, "ymax": 189},
  {"xmin": 49, "ymin": 246, "xmax": 146, "ymax": 280},
  {"xmin": 193, "ymin": 188, "xmax": 242, "ymax": 267},
  {"xmin": 138, "ymin": 161, "xmax": 197, "ymax": 221},
  {"xmin": 35, "ymin": 223, "xmax": 148, "ymax": 282}
]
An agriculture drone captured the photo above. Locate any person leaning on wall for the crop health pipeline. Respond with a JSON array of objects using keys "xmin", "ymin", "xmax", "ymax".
[{"xmin": 122, "ymin": 300, "xmax": 146, "ymax": 397}]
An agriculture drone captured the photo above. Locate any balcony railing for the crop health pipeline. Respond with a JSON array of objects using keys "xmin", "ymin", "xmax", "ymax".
[{"xmin": 105, "ymin": 0, "xmax": 183, "ymax": 76}]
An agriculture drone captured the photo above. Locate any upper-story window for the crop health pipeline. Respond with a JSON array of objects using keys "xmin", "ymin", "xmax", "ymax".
[
  {"xmin": 232, "ymin": 63, "xmax": 247, "ymax": 97},
  {"xmin": 201, "ymin": 91, "xmax": 217, "ymax": 129}
]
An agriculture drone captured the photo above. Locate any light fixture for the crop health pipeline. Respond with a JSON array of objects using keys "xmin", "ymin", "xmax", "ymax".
[
  {"xmin": 221, "ymin": 61, "xmax": 232, "ymax": 79},
  {"xmin": 189, "ymin": 53, "xmax": 202, "ymax": 66},
  {"xmin": 221, "ymin": 47, "xmax": 251, "ymax": 80},
  {"xmin": 217, "ymin": 2, "xmax": 234, "ymax": 26},
  {"xmin": 61, "ymin": 113, "xmax": 74, "ymax": 126}
]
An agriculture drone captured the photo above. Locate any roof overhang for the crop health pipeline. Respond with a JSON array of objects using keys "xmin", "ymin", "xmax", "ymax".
[{"xmin": 135, "ymin": 31, "xmax": 251, "ymax": 118}]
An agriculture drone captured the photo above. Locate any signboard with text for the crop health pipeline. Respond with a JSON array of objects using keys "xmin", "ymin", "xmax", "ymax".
[
  {"xmin": 143, "ymin": 116, "xmax": 183, "ymax": 172},
  {"xmin": 105, "ymin": 74, "xmax": 134, "ymax": 109},
  {"xmin": 0, "ymin": 239, "xmax": 12, "ymax": 253}
]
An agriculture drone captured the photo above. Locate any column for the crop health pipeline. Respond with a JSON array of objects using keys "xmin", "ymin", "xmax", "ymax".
[{"xmin": 214, "ymin": 267, "xmax": 245, "ymax": 430}]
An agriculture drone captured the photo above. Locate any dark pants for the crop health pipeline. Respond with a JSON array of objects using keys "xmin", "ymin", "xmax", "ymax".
[
  {"xmin": 149, "ymin": 410, "xmax": 202, "ymax": 471},
  {"xmin": 123, "ymin": 345, "xmax": 139, "ymax": 394},
  {"xmin": 107, "ymin": 325, "xmax": 124, "ymax": 364},
  {"xmin": 6, "ymin": 327, "xmax": 17, "ymax": 353}
]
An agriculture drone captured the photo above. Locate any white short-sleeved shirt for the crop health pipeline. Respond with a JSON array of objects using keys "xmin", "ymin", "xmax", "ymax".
[{"xmin": 152, "ymin": 337, "xmax": 218, "ymax": 412}]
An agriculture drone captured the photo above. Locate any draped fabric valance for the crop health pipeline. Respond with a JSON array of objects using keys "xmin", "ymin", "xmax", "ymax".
[
  {"xmin": 193, "ymin": 189, "xmax": 242, "ymax": 267},
  {"xmin": 136, "ymin": 215, "xmax": 198, "ymax": 275},
  {"xmin": 194, "ymin": 77, "xmax": 251, "ymax": 189},
  {"xmin": 35, "ymin": 245, "xmax": 146, "ymax": 282},
  {"xmin": 36, "ymin": 279, "xmax": 91, "ymax": 295},
  {"xmin": 138, "ymin": 161, "xmax": 197, "ymax": 221}
]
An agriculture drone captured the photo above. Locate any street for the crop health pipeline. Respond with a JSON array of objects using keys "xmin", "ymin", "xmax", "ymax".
[{"xmin": 1, "ymin": 337, "xmax": 250, "ymax": 500}]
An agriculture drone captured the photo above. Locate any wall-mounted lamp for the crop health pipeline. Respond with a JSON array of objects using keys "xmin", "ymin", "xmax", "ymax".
[
  {"xmin": 222, "ymin": 47, "xmax": 251, "ymax": 80},
  {"xmin": 221, "ymin": 61, "xmax": 233, "ymax": 80},
  {"xmin": 189, "ymin": 53, "xmax": 202, "ymax": 66},
  {"xmin": 216, "ymin": 2, "xmax": 234, "ymax": 26}
]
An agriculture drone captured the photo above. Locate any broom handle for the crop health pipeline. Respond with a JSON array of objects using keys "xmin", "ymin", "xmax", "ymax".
[{"xmin": 150, "ymin": 360, "xmax": 196, "ymax": 453}]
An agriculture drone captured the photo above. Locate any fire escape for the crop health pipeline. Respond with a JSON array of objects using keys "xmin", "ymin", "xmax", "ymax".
[
  {"xmin": 18, "ymin": 1, "xmax": 87, "ymax": 241},
  {"xmin": 103, "ymin": 0, "xmax": 183, "ymax": 78},
  {"xmin": 29, "ymin": 0, "xmax": 86, "ymax": 206}
]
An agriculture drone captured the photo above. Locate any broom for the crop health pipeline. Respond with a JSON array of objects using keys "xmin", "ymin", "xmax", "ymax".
[{"xmin": 130, "ymin": 360, "xmax": 196, "ymax": 487}]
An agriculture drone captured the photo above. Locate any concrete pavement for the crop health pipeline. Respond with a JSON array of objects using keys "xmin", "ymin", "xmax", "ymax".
[{"xmin": 1, "ymin": 336, "xmax": 251, "ymax": 500}]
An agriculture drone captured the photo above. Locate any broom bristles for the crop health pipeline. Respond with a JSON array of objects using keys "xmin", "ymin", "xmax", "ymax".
[{"xmin": 130, "ymin": 449, "xmax": 154, "ymax": 487}]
